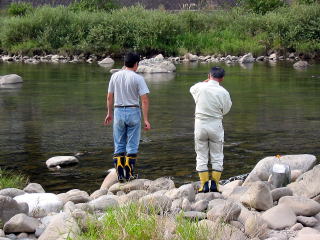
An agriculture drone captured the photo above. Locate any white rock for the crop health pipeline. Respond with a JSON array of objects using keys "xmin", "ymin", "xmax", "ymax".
[
  {"xmin": 88, "ymin": 195, "xmax": 118, "ymax": 211},
  {"xmin": 98, "ymin": 57, "xmax": 114, "ymax": 65},
  {"xmin": 181, "ymin": 198, "xmax": 191, "ymax": 211},
  {"xmin": 46, "ymin": 156, "xmax": 79, "ymax": 168},
  {"xmin": 296, "ymin": 216, "xmax": 318, "ymax": 227},
  {"xmin": 38, "ymin": 212, "xmax": 80, "ymax": 240},
  {"xmin": 14, "ymin": 193, "xmax": 63, "ymax": 217},
  {"xmin": 293, "ymin": 61, "xmax": 309, "ymax": 69},
  {"xmin": 207, "ymin": 199, "xmax": 241, "ymax": 222},
  {"xmin": 100, "ymin": 168, "xmax": 118, "ymax": 190},
  {"xmin": 244, "ymin": 154, "xmax": 316, "ymax": 185},
  {"xmin": 269, "ymin": 53, "xmax": 277, "ymax": 61},
  {"xmin": 147, "ymin": 177, "xmax": 175, "ymax": 193},
  {"xmin": 0, "ymin": 74, "xmax": 23, "ymax": 85},
  {"xmin": 279, "ymin": 196, "xmax": 320, "ymax": 217},
  {"xmin": 245, "ymin": 213, "xmax": 268, "ymax": 239},
  {"xmin": 271, "ymin": 187, "xmax": 293, "ymax": 201},
  {"xmin": 23, "ymin": 183, "xmax": 45, "ymax": 193},
  {"xmin": 58, "ymin": 189, "xmax": 91, "ymax": 204},
  {"xmin": 154, "ymin": 54, "xmax": 164, "ymax": 61},
  {"xmin": 262, "ymin": 204, "xmax": 296, "ymax": 230},
  {"xmin": 139, "ymin": 194, "xmax": 172, "ymax": 213},
  {"xmin": 240, "ymin": 181, "xmax": 273, "ymax": 211},
  {"xmin": 239, "ymin": 53, "xmax": 255, "ymax": 63}
]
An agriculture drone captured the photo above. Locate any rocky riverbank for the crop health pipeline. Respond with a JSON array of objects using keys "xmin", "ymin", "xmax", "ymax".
[
  {"xmin": 0, "ymin": 154, "xmax": 319, "ymax": 240},
  {"xmin": 0, "ymin": 53, "xmax": 312, "ymax": 70}
]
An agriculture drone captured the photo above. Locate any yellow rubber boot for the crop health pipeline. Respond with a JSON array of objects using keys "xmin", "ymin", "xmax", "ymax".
[
  {"xmin": 210, "ymin": 171, "xmax": 222, "ymax": 192},
  {"xmin": 124, "ymin": 154, "xmax": 137, "ymax": 181},
  {"xmin": 113, "ymin": 154, "xmax": 125, "ymax": 182},
  {"xmin": 198, "ymin": 171, "xmax": 210, "ymax": 193}
]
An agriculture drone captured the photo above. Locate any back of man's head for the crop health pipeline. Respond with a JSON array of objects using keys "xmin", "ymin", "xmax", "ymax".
[
  {"xmin": 124, "ymin": 52, "xmax": 140, "ymax": 68},
  {"xmin": 210, "ymin": 66, "xmax": 225, "ymax": 79}
]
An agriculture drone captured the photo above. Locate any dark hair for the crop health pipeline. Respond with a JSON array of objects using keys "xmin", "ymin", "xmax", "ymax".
[
  {"xmin": 210, "ymin": 66, "xmax": 225, "ymax": 78},
  {"xmin": 124, "ymin": 52, "xmax": 140, "ymax": 68}
]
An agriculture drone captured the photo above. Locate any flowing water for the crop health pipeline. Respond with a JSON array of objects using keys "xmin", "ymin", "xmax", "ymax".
[{"xmin": 0, "ymin": 61, "xmax": 319, "ymax": 193}]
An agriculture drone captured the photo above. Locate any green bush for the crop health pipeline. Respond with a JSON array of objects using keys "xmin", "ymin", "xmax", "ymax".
[
  {"xmin": 240, "ymin": 0, "xmax": 286, "ymax": 14},
  {"xmin": 7, "ymin": 2, "xmax": 33, "ymax": 16},
  {"xmin": 69, "ymin": 0, "xmax": 120, "ymax": 12}
]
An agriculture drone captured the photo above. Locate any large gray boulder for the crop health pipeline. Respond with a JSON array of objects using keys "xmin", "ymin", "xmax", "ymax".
[
  {"xmin": 0, "ymin": 196, "xmax": 29, "ymax": 223},
  {"xmin": 98, "ymin": 57, "xmax": 114, "ymax": 66},
  {"xmin": 288, "ymin": 164, "xmax": 320, "ymax": 200},
  {"xmin": 278, "ymin": 196, "xmax": 320, "ymax": 216},
  {"xmin": 0, "ymin": 188, "xmax": 25, "ymax": 198},
  {"xmin": 262, "ymin": 204, "xmax": 296, "ymax": 230},
  {"xmin": 240, "ymin": 181, "xmax": 273, "ymax": 211},
  {"xmin": 46, "ymin": 156, "xmax": 79, "ymax": 168},
  {"xmin": 38, "ymin": 212, "xmax": 80, "ymax": 240},
  {"xmin": 0, "ymin": 74, "xmax": 23, "ymax": 85},
  {"xmin": 14, "ymin": 193, "xmax": 63, "ymax": 217},
  {"xmin": 4, "ymin": 213, "xmax": 40, "ymax": 233},
  {"xmin": 244, "ymin": 154, "xmax": 316, "ymax": 185},
  {"xmin": 293, "ymin": 61, "xmax": 309, "ymax": 69}
]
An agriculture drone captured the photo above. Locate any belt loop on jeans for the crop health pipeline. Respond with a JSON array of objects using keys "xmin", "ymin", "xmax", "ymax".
[{"xmin": 114, "ymin": 105, "xmax": 140, "ymax": 108}]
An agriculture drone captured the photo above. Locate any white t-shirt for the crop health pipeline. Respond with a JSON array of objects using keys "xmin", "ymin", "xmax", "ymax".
[
  {"xmin": 190, "ymin": 80, "xmax": 232, "ymax": 120},
  {"xmin": 108, "ymin": 70, "xmax": 150, "ymax": 106}
]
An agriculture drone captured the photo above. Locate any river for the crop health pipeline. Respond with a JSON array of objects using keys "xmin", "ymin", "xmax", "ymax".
[{"xmin": 0, "ymin": 61, "xmax": 319, "ymax": 193}]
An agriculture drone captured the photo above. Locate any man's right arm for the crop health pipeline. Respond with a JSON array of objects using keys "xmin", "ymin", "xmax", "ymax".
[
  {"xmin": 141, "ymin": 94, "xmax": 151, "ymax": 130},
  {"xmin": 104, "ymin": 93, "xmax": 114, "ymax": 125}
]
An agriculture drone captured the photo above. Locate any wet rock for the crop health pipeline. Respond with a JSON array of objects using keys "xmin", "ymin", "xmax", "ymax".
[
  {"xmin": 239, "ymin": 53, "xmax": 255, "ymax": 63},
  {"xmin": 262, "ymin": 204, "xmax": 296, "ymax": 230},
  {"xmin": 256, "ymin": 56, "xmax": 265, "ymax": 61},
  {"xmin": 88, "ymin": 195, "xmax": 118, "ymax": 211},
  {"xmin": 181, "ymin": 198, "xmax": 192, "ymax": 211},
  {"xmin": 296, "ymin": 216, "xmax": 318, "ymax": 227},
  {"xmin": 139, "ymin": 194, "xmax": 172, "ymax": 213},
  {"xmin": 269, "ymin": 53, "xmax": 278, "ymax": 61},
  {"xmin": 279, "ymin": 196, "xmax": 320, "ymax": 216},
  {"xmin": 0, "ymin": 75, "xmax": 23, "ymax": 85},
  {"xmin": 147, "ymin": 177, "xmax": 175, "ymax": 193},
  {"xmin": 293, "ymin": 61, "xmax": 309, "ymax": 69},
  {"xmin": 46, "ymin": 156, "xmax": 79, "ymax": 168},
  {"xmin": 137, "ymin": 56, "xmax": 176, "ymax": 73},
  {"xmin": 23, "ymin": 183, "xmax": 45, "ymax": 193},
  {"xmin": 288, "ymin": 164, "xmax": 320, "ymax": 200},
  {"xmin": 191, "ymin": 200, "xmax": 209, "ymax": 212},
  {"xmin": 38, "ymin": 212, "xmax": 80, "ymax": 240},
  {"xmin": 4, "ymin": 214, "xmax": 40, "ymax": 233},
  {"xmin": 14, "ymin": 193, "xmax": 63, "ymax": 218},
  {"xmin": 90, "ymin": 189, "xmax": 109, "ymax": 199},
  {"xmin": 0, "ymin": 196, "xmax": 29, "ymax": 223},
  {"xmin": 207, "ymin": 199, "xmax": 241, "ymax": 222},
  {"xmin": 183, "ymin": 211, "xmax": 206, "ymax": 220},
  {"xmin": 100, "ymin": 169, "xmax": 118, "ymax": 190},
  {"xmin": 244, "ymin": 154, "xmax": 316, "ymax": 185},
  {"xmin": 271, "ymin": 187, "xmax": 293, "ymax": 201},
  {"xmin": 0, "ymin": 189, "xmax": 25, "ymax": 198},
  {"xmin": 240, "ymin": 181, "xmax": 273, "ymax": 211},
  {"xmin": 57, "ymin": 189, "xmax": 91, "ymax": 204}
]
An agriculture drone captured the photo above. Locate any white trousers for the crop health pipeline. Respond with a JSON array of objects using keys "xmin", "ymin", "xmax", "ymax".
[{"xmin": 194, "ymin": 118, "xmax": 224, "ymax": 172}]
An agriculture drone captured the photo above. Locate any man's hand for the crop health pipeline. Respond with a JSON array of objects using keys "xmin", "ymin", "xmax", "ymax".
[
  {"xmin": 144, "ymin": 120, "xmax": 151, "ymax": 131},
  {"xmin": 104, "ymin": 115, "xmax": 112, "ymax": 125}
]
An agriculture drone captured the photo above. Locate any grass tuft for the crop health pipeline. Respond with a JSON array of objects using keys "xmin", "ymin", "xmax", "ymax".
[{"xmin": 0, "ymin": 168, "xmax": 29, "ymax": 190}]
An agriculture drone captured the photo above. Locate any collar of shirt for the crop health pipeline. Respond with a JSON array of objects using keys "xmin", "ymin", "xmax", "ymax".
[{"xmin": 208, "ymin": 80, "xmax": 220, "ymax": 85}]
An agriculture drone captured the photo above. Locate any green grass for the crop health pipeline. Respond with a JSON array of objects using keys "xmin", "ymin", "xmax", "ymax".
[
  {"xmin": 0, "ymin": 168, "xmax": 29, "ymax": 190},
  {"xmin": 75, "ymin": 203, "xmax": 210, "ymax": 240},
  {"xmin": 0, "ymin": 3, "xmax": 319, "ymax": 56}
]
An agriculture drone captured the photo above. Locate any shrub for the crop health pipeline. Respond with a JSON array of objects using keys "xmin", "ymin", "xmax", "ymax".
[
  {"xmin": 69, "ymin": 0, "xmax": 120, "ymax": 12},
  {"xmin": 0, "ymin": 169, "xmax": 29, "ymax": 190},
  {"xmin": 240, "ymin": 0, "xmax": 286, "ymax": 14},
  {"xmin": 7, "ymin": 2, "xmax": 33, "ymax": 16}
]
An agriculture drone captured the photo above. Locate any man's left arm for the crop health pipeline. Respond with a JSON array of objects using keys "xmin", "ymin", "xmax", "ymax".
[{"xmin": 104, "ymin": 93, "xmax": 114, "ymax": 125}]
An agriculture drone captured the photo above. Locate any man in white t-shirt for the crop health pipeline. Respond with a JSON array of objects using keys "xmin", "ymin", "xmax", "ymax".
[
  {"xmin": 104, "ymin": 53, "xmax": 151, "ymax": 182},
  {"xmin": 190, "ymin": 66, "xmax": 232, "ymax": 192}
]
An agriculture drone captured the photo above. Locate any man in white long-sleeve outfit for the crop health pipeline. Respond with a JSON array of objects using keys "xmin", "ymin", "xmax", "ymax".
[{"xmin": 190, "ymin": 66, "xmax": 232, "ymax": 193}]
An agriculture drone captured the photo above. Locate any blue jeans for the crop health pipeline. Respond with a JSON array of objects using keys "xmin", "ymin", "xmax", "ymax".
[{"xmin": 113, "ymin": 107, "xmax": 141, "ymax": 155}]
